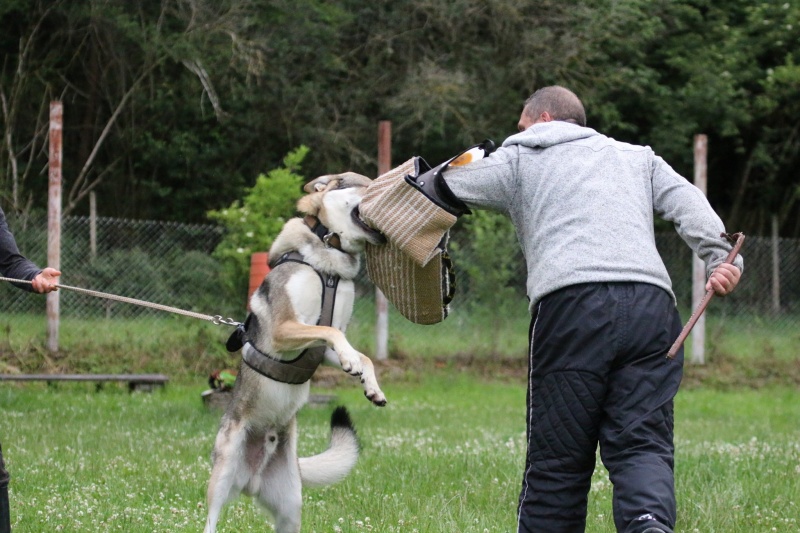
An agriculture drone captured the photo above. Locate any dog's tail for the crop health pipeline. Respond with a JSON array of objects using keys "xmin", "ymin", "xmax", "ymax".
[{"xmin": 298, "ymin": 406, "xmax": 360, "ymax": 488}]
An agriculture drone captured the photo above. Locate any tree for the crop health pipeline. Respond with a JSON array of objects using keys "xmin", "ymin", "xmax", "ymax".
[
  {"xmin": 579, "ymin": 0, "xmax": 800, "ymax": 236},
  {"xmin": 0, "ymin": 0, "xmax": 280, "ymax": 221},
  {"xmin": 2, "ymin": 0, "xmax": 798, "ymax": 236}
]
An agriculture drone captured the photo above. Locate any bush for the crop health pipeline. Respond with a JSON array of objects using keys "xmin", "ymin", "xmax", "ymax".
[{"xmin": 207, "ymin": 146, "xmax": 309, "ymax": 303}]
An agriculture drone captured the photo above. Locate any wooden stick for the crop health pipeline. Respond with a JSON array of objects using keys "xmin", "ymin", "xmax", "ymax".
[{"xmin": 666, "ymin": 232, "xmax": 745, "ymax": 359}]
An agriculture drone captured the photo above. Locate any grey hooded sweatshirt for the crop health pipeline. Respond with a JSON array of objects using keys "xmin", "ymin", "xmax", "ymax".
[{"xmin": 442, "ymin": 121, "xmax": 743, "ymax": 312}]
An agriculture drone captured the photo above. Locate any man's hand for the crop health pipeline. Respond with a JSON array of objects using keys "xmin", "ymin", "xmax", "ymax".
[
  {"xmin": 31, "ymin": 267, "xmax": 61, "ymax": 293},
  {"xmin": 705, "ymin": 263, "xmax": 740, "ymax": 296}
]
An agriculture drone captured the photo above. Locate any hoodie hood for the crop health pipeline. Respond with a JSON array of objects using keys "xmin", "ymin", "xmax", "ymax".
[{"xmin": 502, "ymin": 121, "xmax": 600, "ymax": 150}]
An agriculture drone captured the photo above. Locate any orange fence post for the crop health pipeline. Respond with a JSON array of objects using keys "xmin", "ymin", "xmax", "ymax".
[{"xmin": 247, "ymin": 252, "xmax": 270, "ymax": 310}]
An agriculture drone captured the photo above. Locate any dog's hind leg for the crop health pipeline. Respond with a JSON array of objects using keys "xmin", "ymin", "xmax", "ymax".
[
  {"xmin": 258, "ymin": 420, "xmax": 303, "ymax": 533},
  {"xmin": 204, "ymin": 422, "xmax": 249, "ymax": 533}
]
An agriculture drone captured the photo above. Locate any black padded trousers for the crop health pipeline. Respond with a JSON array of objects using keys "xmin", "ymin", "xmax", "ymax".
[
  {"xmin": 517, "ymin": 283, "xmax": 683, "ymax": 533},
  {"xmin": 0, "ymin": 442, "xmax": 10, "ymax": 533}
]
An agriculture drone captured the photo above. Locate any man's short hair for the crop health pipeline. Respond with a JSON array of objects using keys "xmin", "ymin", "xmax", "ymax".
[{"xmin": 523, "ymin": 86, "xmax": 587, "ymax": 127}]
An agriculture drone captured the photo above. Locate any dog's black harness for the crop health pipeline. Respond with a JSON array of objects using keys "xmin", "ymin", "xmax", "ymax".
[{"xmin": 226, "ymin": 251, "xmax": 340, "ymax": 384}]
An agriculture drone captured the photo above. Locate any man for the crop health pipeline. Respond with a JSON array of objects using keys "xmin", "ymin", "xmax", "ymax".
[
  {"xmin": 438, "ymin": 86, "xmax": 742, "ymax": 533},
  {"xmin": 1, "ymin": 206, "xmax": 61, "ymax": 533}
]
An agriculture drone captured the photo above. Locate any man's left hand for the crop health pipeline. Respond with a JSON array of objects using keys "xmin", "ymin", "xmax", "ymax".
[
  {"xmin": 706, "ymin": 263, "xmax": 740, "ymax": 296},
  {"xmin": 31, "ymin": 267, "xmax": 61, "ymax": 293}
]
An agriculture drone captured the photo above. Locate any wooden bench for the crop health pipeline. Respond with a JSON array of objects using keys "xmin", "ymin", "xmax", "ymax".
[{"xmin": 0, "ymin": 373, "xmax": 169, "ymax": 392}]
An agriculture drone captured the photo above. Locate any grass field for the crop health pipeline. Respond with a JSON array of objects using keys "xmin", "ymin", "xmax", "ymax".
[
  {"xmin": 1, "ymin": 374, "xmax": 798, "ymax": 532},
  {"xmin": 1, "ymin": 309, "xmax": 798, "ymax": 531},
  {"xmin": 2, "ymin": 306, "xmax": 798, "ymax": 373}
]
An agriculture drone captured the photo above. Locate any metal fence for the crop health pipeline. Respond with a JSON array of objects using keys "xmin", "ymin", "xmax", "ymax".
[
  {"xmin": 1, "ymin": 214, "xmax": 799, "ymax": 344},
  {"xmin": 0, "ymin": 214, "xmax": 226, "ymax": 318}
]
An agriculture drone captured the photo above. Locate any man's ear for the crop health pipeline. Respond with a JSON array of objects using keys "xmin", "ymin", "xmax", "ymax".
[{"xmin": 540, "ymin": 111, "xmax": 554, "ymax": 123}]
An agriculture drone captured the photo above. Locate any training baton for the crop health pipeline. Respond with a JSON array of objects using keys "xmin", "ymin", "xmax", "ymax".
[{"xmin": 666, "ymin": 232, "xmax": 745, "ymax": 359}]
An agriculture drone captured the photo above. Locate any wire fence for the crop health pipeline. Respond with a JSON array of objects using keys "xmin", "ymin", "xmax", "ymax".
[
  {"xmin": 1, "ymin": 214, "xmax": 799, "ymax": 347},
  {"xmin": 1, "ymin": 214, "xmax": 226, "ymax": 319}
]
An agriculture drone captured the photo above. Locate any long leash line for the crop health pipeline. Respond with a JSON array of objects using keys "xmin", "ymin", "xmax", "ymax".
[{"xmin": 0, "ymin": 276, "xmax": 241, "ymax": 327}]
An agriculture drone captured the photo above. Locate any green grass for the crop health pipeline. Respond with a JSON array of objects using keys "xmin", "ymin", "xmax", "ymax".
[
  {"xmin": 704, "ymin": 313, "xmax": 800, "ymax": 361},
  {"xmin": 346, "ymin": 300, "xmax": 531, "ymax": 359},
  {"xmin": 1, "ymin": 376, "xmax": 798, "ymax": 532},
  {"xmin": 0, "ymin": 314, "xmax": 234, "ymax": 377},
  {"xmin": 4, "ymin": 304, "xmax": 798, "ymax": 375}
]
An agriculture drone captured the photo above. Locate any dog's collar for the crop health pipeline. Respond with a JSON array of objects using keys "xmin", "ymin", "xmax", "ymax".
[{"xmin": 303, "ymin": 215, "xmax": 343, "ymax": 251}]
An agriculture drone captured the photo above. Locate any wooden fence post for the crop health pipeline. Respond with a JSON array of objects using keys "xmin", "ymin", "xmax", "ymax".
[
  {"xmin": 374, "ymin": 121, "xmax": 391, "ymax": 361},
  {"xmin": 90, "ymin": 191, "xmax": 97, "ymax": 259},
  {"xmin": 691, "ymin": 134, "xmax": 708, "ymax": 364},
  {"xmin": 47, "ymin": 101, "xmax": 63, "ymax": 353},
  {"xmin": 772, "ymin": 215, "xmax": 781, "ymax": 314}
]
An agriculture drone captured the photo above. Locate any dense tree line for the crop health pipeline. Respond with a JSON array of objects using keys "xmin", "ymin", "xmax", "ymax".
[{"xmin": 1, "ymin": 0, "xmax": 798, "ymax": 236}]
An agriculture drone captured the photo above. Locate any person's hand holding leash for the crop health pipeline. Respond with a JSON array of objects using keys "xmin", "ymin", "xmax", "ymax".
[
  {"xmin": 705, "ymin": 263, "xmax": 740, "ymax": 296},
  {"xmin": 31, "ymin": 267, "xmax": 61, "ymax": 293}
]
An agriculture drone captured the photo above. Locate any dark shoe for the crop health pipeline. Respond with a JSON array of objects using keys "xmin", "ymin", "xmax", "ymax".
[{"xmin": 642, "ymin": 529, "xmax": 666, "ymax": 533}]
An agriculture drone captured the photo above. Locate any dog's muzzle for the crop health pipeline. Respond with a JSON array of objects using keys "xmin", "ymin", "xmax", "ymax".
[{"xmin": 351, "ymin": 206, "xmax": 386, "ymax": 245}]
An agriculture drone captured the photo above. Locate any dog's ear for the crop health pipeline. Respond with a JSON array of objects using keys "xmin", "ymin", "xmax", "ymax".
[
  {"xmin": 299, "ymin": 172, "xmax": 373, "ymax": 215},
  {"xmin": 303, "ymin": 176, "xmax": 340, "ymax": 194},
  {"xmin": 303, "ymin": 172, "xmax": 371, "ymax": 193},
  {"xmin": 297, "ymin": 191, "xmax": 323, "ymax": 215}
]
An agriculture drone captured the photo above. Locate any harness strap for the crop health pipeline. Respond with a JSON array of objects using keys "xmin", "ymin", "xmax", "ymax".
[
  {"xmin": 236, "ymin": 251, "xmax": 340, "ymax": 384},
  {"xmin": 303, "ymin": 215, "xmax": 343, "ymax": 251}
]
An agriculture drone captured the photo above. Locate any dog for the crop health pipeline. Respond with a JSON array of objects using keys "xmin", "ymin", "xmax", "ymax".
[{"xmin": 204, "ymin": 172, "xmax": 388, "ymax": 533}]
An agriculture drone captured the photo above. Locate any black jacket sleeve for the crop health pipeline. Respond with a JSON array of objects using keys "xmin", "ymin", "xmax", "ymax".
[{"xmin": 0, "ymin": 207, "xmax": 41, "ymax": 291}]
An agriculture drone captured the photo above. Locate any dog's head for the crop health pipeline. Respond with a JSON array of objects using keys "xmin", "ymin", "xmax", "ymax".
[{"xmin": 297, "ymin": 172, "xmax": 385, "ymax": 252}]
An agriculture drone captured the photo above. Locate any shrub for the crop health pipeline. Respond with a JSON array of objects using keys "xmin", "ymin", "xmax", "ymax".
[{"xmin": 207, "ymin": 146, "xmax": 310, "ymax": 303}]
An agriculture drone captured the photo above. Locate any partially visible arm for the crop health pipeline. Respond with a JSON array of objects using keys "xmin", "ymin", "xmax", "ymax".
[
  {"xmin": 650, "ymin": 155, "xmax": 744, "ymax": 280},
  {"xmin": 0, "ymin": 207, "xmax": 41, "ymax": 291},
  {"xmin": 0, "ymin": 207, "xmax": 60, "ymax": 293}
]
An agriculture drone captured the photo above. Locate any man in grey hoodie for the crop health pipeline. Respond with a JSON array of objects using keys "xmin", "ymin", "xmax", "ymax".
[
  {"xmin": 439, "ymin": 86, "xmax": 742, "ymax": 533},
  {"xmin": 0, "ymin": 205, "xmax": 61, "ymax": 533}
]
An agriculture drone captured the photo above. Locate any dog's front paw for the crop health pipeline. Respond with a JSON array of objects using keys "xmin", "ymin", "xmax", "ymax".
[
  {"xmin": 360, "ymin": 375, "xmax": 387, "ymax": 406},
  {"xmin": 338, "ymin": 349, "xmax": 364, "ymax": 377}
]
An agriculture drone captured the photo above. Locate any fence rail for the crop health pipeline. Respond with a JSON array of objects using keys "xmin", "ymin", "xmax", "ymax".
[{"xmin": 1, "ymin": 215, "xmax": 798, "ymax": 352}]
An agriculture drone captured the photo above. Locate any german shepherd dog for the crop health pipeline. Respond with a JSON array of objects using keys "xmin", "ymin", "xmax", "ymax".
[{"xmin": 204, "ymin": 173, "xmax": 387, "ymax": 533}]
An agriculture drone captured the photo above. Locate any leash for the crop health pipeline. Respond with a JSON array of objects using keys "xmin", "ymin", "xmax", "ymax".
[{"xmin": 0, "ymin": 276, "xmax": 241, "ymax": 327}]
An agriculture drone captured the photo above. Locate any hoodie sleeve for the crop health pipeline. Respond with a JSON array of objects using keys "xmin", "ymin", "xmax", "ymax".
[
  {"xmin": 0, "ymin": 207, "xmax": 42, "ymax": 291},
  {"xmin": 650, "ymin": 155, "xmax": 744, "ymax": 276},
  {"xmin": 441, "ymin": 146, "xmax": 518, "ymax": 214}
]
